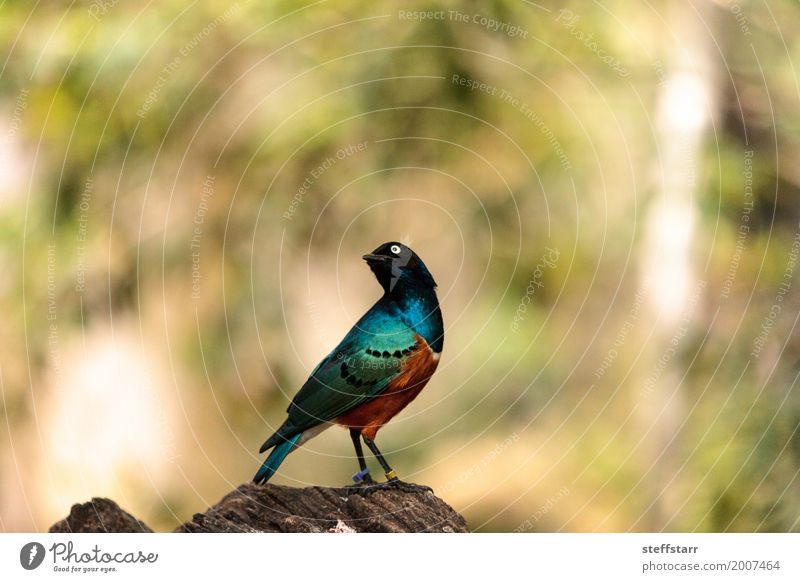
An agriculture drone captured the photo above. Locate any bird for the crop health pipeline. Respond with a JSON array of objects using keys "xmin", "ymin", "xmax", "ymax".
[{"xmin": 254, "ymin": 241, "xmax": 444, "ymax": 487}]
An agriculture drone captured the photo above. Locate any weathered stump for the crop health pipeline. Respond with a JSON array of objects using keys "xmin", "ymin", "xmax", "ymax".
[
  {"xmin": 49, "ymin": 497, "xmax": 152, "ymax": 533},
  {"xmin": 49, "ymin": 482, "xmax": 468, "ymax": 533}
]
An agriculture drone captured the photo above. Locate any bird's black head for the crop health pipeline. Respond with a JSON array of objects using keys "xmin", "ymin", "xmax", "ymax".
[{"xmin": 362, "ymin": 241, "xmax": 437, "ymax": 294}]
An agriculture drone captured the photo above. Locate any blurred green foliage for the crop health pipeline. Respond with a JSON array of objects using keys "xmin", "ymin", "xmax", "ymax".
[{"xmin": 1, "ymin": 0, "xmax": 799, "ymax": 532}]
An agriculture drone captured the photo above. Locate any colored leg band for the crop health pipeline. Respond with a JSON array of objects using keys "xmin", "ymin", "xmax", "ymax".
[
  {"xmin": 352, "ymin": 469, "xmax": 371, "ymax": 483},
  {"xmin": 384, "ymin": 469, "xmax": 397, "ymax": 480}
]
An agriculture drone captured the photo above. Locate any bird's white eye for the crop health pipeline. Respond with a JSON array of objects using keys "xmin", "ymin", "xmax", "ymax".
[{"xmin": 390, "ymin": 244, "xmax": 401, "ymax": 255}]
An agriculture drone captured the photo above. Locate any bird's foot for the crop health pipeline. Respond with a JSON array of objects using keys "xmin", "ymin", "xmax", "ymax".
[
  {"xmin": 351, "ymin": 469, "xmax": 375, "ymax": 485},
  {"xmin": 352, "ymin": 472, "xmax": 433, "ymax": 495},
  {"xmin": 384, "ymin": 478, "xmax": 434, "ymax": 495}
]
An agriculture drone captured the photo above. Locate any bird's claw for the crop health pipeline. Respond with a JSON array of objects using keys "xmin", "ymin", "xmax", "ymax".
[
  {"xmin": 352, "ymin": 475, "xmax": 433, "ymax": 495},
  {"xmin": 386, "ymin": 479, "xmax": 434, "ymax": 494}
]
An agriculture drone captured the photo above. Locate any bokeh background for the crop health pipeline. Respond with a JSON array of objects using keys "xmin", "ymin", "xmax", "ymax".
[{"xmin": 1, "ymin": 0, "xmax": 799, "ymax": 533}]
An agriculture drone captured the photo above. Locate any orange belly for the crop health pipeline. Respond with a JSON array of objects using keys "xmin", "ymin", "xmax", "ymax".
[{"xmin": 336, "ymin": 338, "xmax": 439, "ymax": 440}]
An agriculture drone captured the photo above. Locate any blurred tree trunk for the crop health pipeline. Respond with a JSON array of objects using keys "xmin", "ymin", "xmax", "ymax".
[{"xmin": 638, "ymin": 0, "xmax": 720, "ymax": 529}]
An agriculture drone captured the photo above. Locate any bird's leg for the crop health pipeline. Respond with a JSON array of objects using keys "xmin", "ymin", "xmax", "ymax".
[
  {"xmin": 361, "ymin": 436, "xmax": 433, "ymax": 494},
  {"xmin": 362, "ymin": 435, "xmax": 396, "ymax": 480},
  {"xmin": 350, "ymin": 429, "xmax": 374, "ymax": 484}
]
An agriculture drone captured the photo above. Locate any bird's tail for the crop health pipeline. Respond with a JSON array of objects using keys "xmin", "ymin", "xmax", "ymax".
[{"xmin": 253, "ymin": 433, "xmax": 302, "ymax": 484}]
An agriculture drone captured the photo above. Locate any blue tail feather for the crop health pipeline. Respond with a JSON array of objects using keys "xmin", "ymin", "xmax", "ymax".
[{"xmin": 254, "ymin": 433, "xmax": 301, "ymax": 484}]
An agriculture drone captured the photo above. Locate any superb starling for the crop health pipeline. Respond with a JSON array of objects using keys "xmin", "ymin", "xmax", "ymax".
[{"xmin": 254, "ymin": 242, "xmax": 444, "ymax": 486}]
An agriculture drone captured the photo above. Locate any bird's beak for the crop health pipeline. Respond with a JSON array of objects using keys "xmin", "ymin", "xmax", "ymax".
[{"xmin": 362, "ymin": 253, "xmax": 389, "ymax": 262}]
